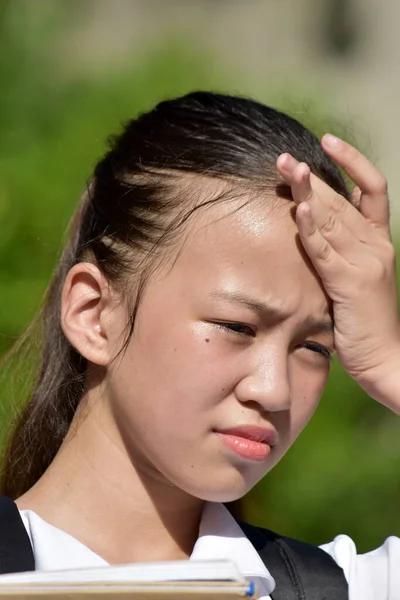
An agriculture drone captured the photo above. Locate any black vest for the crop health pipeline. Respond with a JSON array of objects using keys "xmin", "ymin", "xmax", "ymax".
[{"xmin": 0, "ymin": 496, "xmax": 348, "ymax": 599}]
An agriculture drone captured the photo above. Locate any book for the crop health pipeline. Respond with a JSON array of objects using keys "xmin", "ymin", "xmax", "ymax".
[{"xmin": 0, "ymin": 559, "xmax": 256, "ymax": 599}]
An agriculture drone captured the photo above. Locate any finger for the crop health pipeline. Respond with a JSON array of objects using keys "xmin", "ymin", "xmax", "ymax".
[
  {"xmin": 277, "ymin": 152, "xmax": 347, "ymax": 211},
  {"xmin": 295, "ymin": 202, "xmax": 347, "ymax": 283},
  {"xmin": 321, "ymin": 134, "xmax": 390, "ymax": 230},
  {"xmin": 276, "ymin": 153, "xmax": 300, "ymax": 188},
  {"xmin": 350, "ymin": 186, "xmax": 362, "ymax": 209},
  {"xmin": 277, "ymin": 154, "xmax": 318, "ymax": 206},
  {"xmin": 284, "ymin": 159, "xmax": 313, "ymax": 206},
  {"xmin": 296, "ymin": 193, "xmax": 365, "ymax": 259},
  {"xmin": 277, "ymin": 152, "xmax": 379, "ymax": 241},
  {"xmin": 278, "ymin": 159, "xmax": 370, "ymax": 245}
]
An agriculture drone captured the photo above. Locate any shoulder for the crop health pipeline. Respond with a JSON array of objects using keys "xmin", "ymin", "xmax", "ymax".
[
  {"xmin": 321, "ymin": 534, "xmax": 400, "ymax": 599},
  {"xmin": 237, "ymin": 521, "xmax": 348, "ymax": 598},
  {"xmin": 239, "ymin": 519, "xmax": 343, "ymax": 566},
  {"xmin": 240, "ymin": 521, "xmax": 400, "ymax": 600}
]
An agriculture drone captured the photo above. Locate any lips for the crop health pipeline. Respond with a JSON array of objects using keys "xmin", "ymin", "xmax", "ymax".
[
  {"xmin": 217, "ymin": 425, "xmax": 278, "ymax": 446},
  {"xmin": 215, "ymin": 425, "xmax": 278, "ymax": 462}
]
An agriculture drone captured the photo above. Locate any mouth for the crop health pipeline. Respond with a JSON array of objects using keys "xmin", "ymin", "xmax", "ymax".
[{"xmin": 214, "ymin": 426, "xmax": 277, "ymax": 462}]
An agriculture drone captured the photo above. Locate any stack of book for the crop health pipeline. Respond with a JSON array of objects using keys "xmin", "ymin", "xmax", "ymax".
[{"xmin": 0, "ymin": 559, "xmax": 257, "ymax": 599}]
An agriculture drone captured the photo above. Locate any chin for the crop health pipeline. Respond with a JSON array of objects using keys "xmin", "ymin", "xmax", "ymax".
[{"xmin": 180, "ymin": 468, "xmax": 261, "ymax": 504}]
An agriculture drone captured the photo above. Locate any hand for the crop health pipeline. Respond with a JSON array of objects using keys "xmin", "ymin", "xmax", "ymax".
[{"xmin": 276, "ymin": 134, "xmax": 400, "ymax": 413}]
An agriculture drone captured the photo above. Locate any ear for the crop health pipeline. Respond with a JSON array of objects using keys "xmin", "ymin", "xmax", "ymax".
[{"xmin": 60, "ymin": 263, "xmax": 119, "ymax": 366}]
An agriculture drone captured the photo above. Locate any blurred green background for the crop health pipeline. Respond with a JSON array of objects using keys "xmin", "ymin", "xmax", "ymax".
[{"xmin": 0, "ymin": 0, "xmax": 399, "ymax": 553}]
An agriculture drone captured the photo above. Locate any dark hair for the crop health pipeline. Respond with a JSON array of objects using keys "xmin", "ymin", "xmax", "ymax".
[{"xmin": 0, "ymin": 92, "xmax": 349, "ymax": 498}]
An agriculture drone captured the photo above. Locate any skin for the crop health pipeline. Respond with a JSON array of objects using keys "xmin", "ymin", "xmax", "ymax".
[
  {"xmin": 17, "ymin": 136, "xmax": 400, "ymax": 566},
  {"xmin": 278, "ymin": 135, "xmax": 400, "ymax": 410}
]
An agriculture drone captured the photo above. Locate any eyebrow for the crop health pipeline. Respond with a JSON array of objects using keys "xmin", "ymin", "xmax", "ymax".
[{"xmin": 209, "ymin": 290, "xmax": 333, "ymax": 332}]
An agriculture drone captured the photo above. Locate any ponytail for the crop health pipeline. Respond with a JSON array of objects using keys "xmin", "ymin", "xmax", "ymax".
[{"xmin": 0, "ymin": 190, "xmax": 92, "ymax": 498}]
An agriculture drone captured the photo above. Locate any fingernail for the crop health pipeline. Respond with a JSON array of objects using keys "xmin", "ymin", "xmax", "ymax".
[
  {"xmin": 323, "ymin": 133, "xmax": 342, "ymax": 150},
  {"xmin": 297, "ymin": 202, "xmax": 314, "ymax": 234},
  {"xmin": 277, "ymin": 153, "xmax": 297, "ymax": 169}
]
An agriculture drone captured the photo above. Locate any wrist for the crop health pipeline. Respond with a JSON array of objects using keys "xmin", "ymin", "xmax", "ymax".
[{"xmin": 358, "ymin": 347, "xmax": 400, "ymax": 414}]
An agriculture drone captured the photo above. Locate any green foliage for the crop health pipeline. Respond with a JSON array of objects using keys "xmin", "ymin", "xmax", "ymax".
[{"xmin": 0, "ymin": 0, "xmax": 398, "ymax": 555}]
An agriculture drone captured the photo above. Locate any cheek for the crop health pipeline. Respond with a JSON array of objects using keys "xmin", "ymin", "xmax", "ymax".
[
  {"xmin": 289, "ymin": 363, "xmax": 330, "ymax": 442},
  {"xmin": 108, "ymin": 318, "xmax": 240, "ymax": 432}
]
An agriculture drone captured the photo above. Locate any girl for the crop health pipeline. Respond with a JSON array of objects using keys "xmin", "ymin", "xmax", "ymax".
[{"xmin": 0, "ymin": 92, "xmax": 399, "ymax": 599}]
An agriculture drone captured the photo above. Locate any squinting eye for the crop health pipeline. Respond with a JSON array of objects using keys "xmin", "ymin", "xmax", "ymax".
[
  {"xmin": 302, "ymin": 341, "xmax": 333, "ymax": 360},
  {"xmin": 214, "ymin": 322, "xmax": 256, "ymax": 337}
]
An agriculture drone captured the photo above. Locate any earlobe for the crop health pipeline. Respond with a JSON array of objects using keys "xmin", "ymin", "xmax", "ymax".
[{"xmin": 60, "ymin": 263, "xmax": 114, "ymax": 366}]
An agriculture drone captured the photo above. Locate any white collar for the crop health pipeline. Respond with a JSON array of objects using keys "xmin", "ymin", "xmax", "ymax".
[
  {"xmin": 193, "ymin": 503, "xmax": 275, "ymax": 598},
  {"xmin": 20, "ymin": 509, "xmax": 108, "ymax": 571},
  {"xmin": 21, "ymin": 502, "xmax": 275, "ymax": 598}
]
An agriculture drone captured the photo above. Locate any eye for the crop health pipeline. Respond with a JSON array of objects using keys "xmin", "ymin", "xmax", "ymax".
[
  {"xmin": 213, "ymin": 322, "xmax": 256, "ymax": 337},
  {"xmin": 302, "ymin": 341, "xmax": 333, "ymax": 360}
]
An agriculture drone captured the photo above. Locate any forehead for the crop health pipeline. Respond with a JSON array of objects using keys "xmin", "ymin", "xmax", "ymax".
[{"xmin": 166, "ymin": 191, "xmax": 331, "ymax": 320}]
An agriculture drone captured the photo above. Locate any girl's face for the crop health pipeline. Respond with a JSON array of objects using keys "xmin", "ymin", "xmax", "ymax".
[{"xmin": 104, "ymin": 195, "xmax": 334, "ymax": 502}]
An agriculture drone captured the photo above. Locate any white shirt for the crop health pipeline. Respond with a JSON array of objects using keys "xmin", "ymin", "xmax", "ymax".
[{"xmin": 19, "ymin": 503, "xmax": 400, "ymax": 600}]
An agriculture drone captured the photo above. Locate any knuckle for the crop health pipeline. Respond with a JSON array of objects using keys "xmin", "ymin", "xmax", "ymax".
[
  {"xmin": 346, "ymin": 149, "xmax": 359, "ymax": 169},
  {"xmin": 320, "ymin": 212, "xmax": 337, "ymax": 234},
  {"xmin": 303, "ymin": 188, "xmax": 313, "ymax": 203},
  {"xmin": 372, "ymin": 173, "xmax": 388, "ymax": 195},
  {"xmin": 316, "ymin": 241, "xmax": 332, "ymax": 262},
  {"xmin": 368, "ymin": 256, "xmax": 386, "ymax": 280},
  {"xmin": 347, "ymin": 145, "xmax": 362, "ymax": 163},
  {"xmin": 381, "ymin": 240, "xmax": 396, "ymax": 265},
  {"xmin": 331, "ymin": 192, "xmax": 347, "ymax": 213},
  {"xmin": 365, "ymin": 249, "xmax": 394, "ymax": 281}
]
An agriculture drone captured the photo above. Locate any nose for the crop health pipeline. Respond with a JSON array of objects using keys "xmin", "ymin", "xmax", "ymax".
[{"xmin": 234, "ymin": 348, "xmax": 291, "ymax": 412}]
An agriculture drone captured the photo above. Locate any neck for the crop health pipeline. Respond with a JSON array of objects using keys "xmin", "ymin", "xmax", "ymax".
[{"xmin": 17, "ymin": 389, "xmax": 205, "ymax": 564}]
